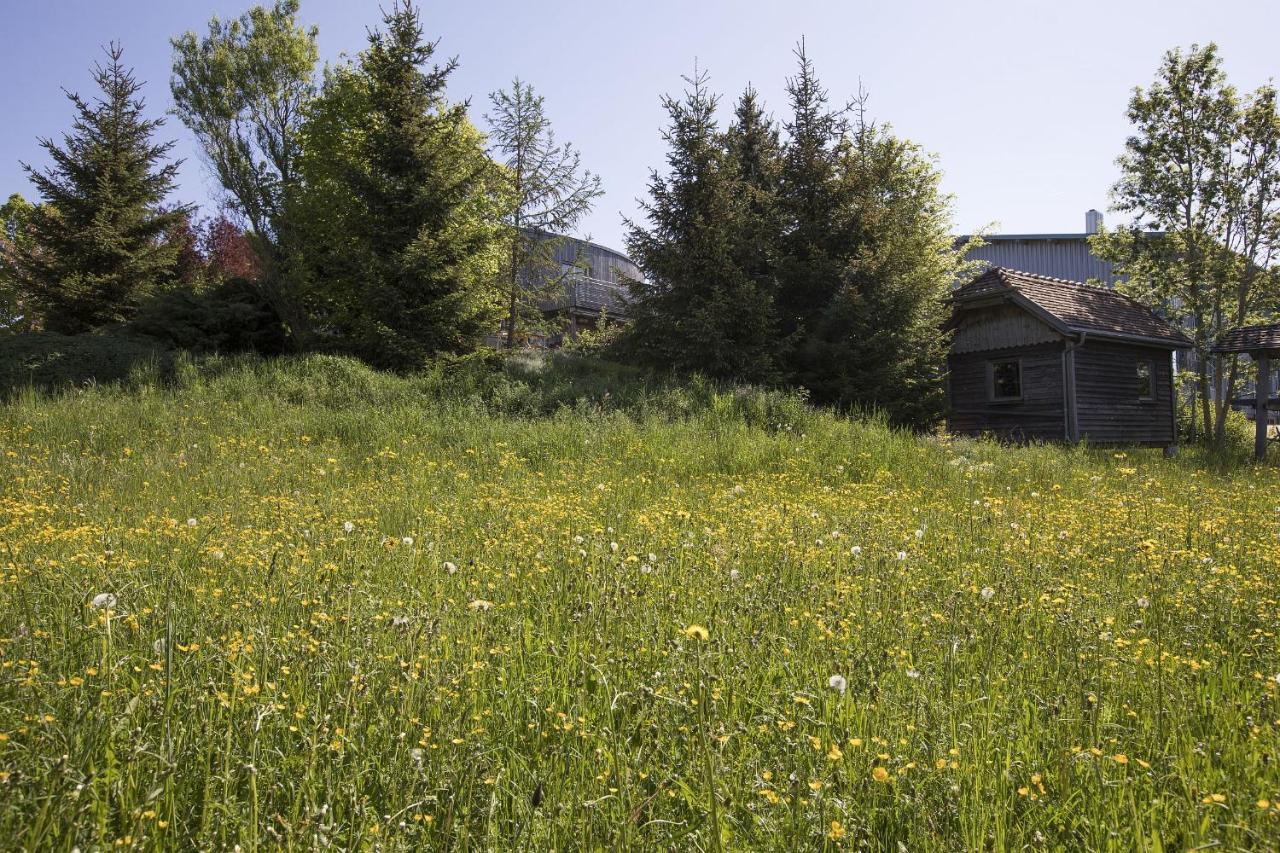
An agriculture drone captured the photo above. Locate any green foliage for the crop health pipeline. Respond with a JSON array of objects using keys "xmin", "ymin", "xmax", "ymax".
[
  {"xmin": 12, "ymin": 45, "xmax": 186, "ymax": 334},
  {"xmin": 170, "ymin": 0, "xmax": 317, "ymax": 242},
  {"xmin": 486, "ymin": 79, "xmax": 603, "ymax": 347},
  {"xmin": 1094, "ymin": 43, "xmax": 1280, "ymax": 442},
  {"xmin": 0, "ymin": 331, "xmax": 172, "ymax": 396},
  {"xmin": 170, "ymin": 0, "xmax": 319, "ymax": 343},
  {"xmin": 797, "ymin": 119, "xmax": 964, "ymax": 425},
  {"xmin": 293, "ymin": 3, "xmax": 506, "ymax": 369},
  {"xmin": 621, "ymin": 48, "xmax": 965, "ymax": 427},
  {"xmin": 619, "ymin": 68, "xmax": 780, "ymax": 383},
  {"xmin": 129, "ymin": 278, "xmax": 286, "ymax": 355},
  {"xmin": 0, "ymin": 192, "xmax": 36, "ymax": 333}
]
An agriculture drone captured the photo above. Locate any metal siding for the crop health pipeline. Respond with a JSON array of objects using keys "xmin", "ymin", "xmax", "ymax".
[{"xmin": 962, "ymin": 238, "xmax": 1122, "ymax": 287}]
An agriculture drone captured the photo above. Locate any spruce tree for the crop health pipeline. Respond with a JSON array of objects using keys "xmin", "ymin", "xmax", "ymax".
[
  {"xmin": 15, "ymin": 44, "xmax": 186, "ymax": 333},
  {"xmin": 724, "ymin": 86, "xmax": 783, "ymax": 313},
  {"xmin": 345, "ymin": 2, "xmax": 505, "ymax": 367},
  {"xmin": 774, "ymin": 41, "xmax": 851, "ymax": 359},
  {"xmin": 621, "ymin": 68, "xmax": 777, "ymax": 382},
  {"xmin": 801, "ymin": 112, "xmax": 963, "ymax": 426}
]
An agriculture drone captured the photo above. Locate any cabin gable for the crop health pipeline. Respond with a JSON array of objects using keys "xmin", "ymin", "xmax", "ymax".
[{"xmin": 951, "ymin": 302, "xmax": 1063, "ymax": 354}]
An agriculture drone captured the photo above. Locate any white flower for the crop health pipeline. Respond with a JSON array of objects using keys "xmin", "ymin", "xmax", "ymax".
[
  {"xmin": 90, "ymin": 593, "xmax": 117, "ymax": 610},
  {"xmin": 905, "ymin": 668, "xmax": 921, "ymax": 679},
  {"xmin": 443, "ymin": 561, "xmax": 458, "ymax": 574},
  {"xmin": 1136, "ymin": 596, "xmax": 1150, "ymax": 609},
  {"xmin": 342, "ymin": 521, "xmax": 355, "ymax": 533},
  {"xmin": 401, "ymin": 536, "xmax": 414, "ymax": 546},
  {"xmin": 850, "ymin": 546, "xmax": 862, "ymax": 557},
  {"xmin": 828, "ymin": 674, "xmax": 848, "ymax": 694},
  {"xmin": 186, "ymin": 517, "xmax": 198, "ymax": 527},
  {"xmin": 896, "ymin": 551, "xmax": 908, "ymax": 562},
  {"xmin": 980, "ymin": 586, "xmax": 995, "ymax": 601}
]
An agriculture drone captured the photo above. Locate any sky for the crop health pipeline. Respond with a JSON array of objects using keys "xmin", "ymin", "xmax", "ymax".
[{"xmin": 2, "ymin": 0, "xmax": 1279, "ymax": 253}]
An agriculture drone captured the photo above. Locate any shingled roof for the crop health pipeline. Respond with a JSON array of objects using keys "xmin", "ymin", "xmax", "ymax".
[
  {"xmin": 1213, "ymin": 323, "xmax": 1280, "ymax": 354},
  {"xmin": 952, "ymin": 267, "xmax": 1192, "ymax": 347}
]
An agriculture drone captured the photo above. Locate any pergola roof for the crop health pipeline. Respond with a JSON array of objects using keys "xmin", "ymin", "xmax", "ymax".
[{"xmin": 1213, "ymin": 323, "xmax": 1280, "ymax": 355}]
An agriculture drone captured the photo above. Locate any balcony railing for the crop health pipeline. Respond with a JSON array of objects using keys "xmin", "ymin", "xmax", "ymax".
[{"xmin": 538, "ymin": 277, "xmax": 630, "ymax": 318}]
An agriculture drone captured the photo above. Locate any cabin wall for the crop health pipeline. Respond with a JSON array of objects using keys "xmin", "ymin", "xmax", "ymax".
[
  {"xmin": 951, "ymin": 303, "xmax": 1061, "ymax": 354},
  {"xmin": 947, "ymin": 341, "xmax": 1066, "ymax": 441},
  {"xmin": 1072, "ymin": 340, "xmax": 1175, "ymax": 446}
]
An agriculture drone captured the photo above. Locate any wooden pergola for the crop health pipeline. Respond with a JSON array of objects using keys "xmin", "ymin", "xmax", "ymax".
[{"xmin": 1214, "ymin": 323, "xmax": 1280, "ymax": 460}]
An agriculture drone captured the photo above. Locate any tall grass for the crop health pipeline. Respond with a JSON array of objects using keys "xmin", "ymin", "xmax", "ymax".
[{"xmin": 0, "ymin": 352, "xmax": 1277, "ymax": 849}]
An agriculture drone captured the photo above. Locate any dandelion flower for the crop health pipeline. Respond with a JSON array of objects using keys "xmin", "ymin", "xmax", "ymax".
[
  {"xmin": 1112, "ymin": 754, "xmax": 1128, "ymax": 765},
  {"xmin": 683, "ymin": 624, "xmax": 709, "ymax": 642},
  {"xmin": 828, "ymin": 820, "xmax": 845, "ymax": 841},
  {"xmin": 871, "ymin": 766, "xmax": 890, "ymax": 783},
  {"xmin": 828, "ymin": 674, "xmax": 847, "ymax": 694},
  {"xmin": 90, "ymin": 593, "xmax": 117, "ymax": 610}
]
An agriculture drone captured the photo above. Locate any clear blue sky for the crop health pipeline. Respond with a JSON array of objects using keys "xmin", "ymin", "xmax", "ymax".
[{"xmin": 2, "ymin": 0, "xmax": 1278, "ymax": 253}]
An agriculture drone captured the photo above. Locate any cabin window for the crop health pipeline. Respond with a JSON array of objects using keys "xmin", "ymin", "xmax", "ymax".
[
  {"xmin": 1136, "ymin": 360, "xmax": 1154, "ymax": 401},
  {"xmin": 988, "ymin": 360, "xmax": 1022, "ymax": 401}
]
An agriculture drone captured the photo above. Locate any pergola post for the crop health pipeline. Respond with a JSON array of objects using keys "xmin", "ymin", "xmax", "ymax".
[{"xmin": 1257, "ymin": 352, "xmax": 1271, "ymax": 461}]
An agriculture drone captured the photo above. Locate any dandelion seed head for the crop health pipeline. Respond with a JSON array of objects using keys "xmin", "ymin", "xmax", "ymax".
[
  {"xmin": 828, "ymin": 674, "xmax": 847, "ymax": 694},
  {"xmin": 90, "ymin": 593, "xmax": 117, "ymax": 610}
]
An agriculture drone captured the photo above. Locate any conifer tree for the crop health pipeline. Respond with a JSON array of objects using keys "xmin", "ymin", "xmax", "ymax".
[
  {"xmin": 621, "ymin": 68, "xmax": 777, "ymax": 382},
  {"xmin": 14, "ymin": 44, "xmax": 186, "ymax": 333},
  {"xmin": 774, "ymin": 41, "xmax": 851, "ymax": 358},
  {"xmin": 343, "ymin": 1, "xmax": 506, "ymax": 367},
  {"xmin": 486, "ymin": 79, "xmax": 603, "ymax": 348},
  {"xmin": 800, "ymin": 107, "xmax": 965, "ymax": 425},
  {"xmin": 725, "ymin": 86, "xmax": 783, "ymax": 311}
]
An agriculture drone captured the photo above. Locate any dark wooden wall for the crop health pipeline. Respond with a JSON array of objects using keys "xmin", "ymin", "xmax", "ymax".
[
  {"xmin": 947, "ymin": 341, "xmax": 1066, "ymax": 441},
  {"xmin": 1073, "ymin": 340, "xmax": 1175, "ymax": 446}
]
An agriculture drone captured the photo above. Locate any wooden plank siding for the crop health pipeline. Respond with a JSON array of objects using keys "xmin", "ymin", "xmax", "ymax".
[
  {"xmin": 1072, "ymin": 340, "xmax": 1175, "ymax": 446},
  {"xmin": 947, "ymin": 341, "xmax": 1067, "ymax": 441},
  {"xmin": 951, "ymin": 303, "xmax": 1061, "ymax": 354}
]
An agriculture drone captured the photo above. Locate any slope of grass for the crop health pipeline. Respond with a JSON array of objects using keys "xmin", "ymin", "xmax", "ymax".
[{"xmin": 1, "ymin": 352, "xmax": 1278, "ymax": 849}]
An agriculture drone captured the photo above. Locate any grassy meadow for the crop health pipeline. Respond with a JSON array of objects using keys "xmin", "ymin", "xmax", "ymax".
[{"xmin": 1, "ymin": 352, "xmax": 1279, "ymax": 850}]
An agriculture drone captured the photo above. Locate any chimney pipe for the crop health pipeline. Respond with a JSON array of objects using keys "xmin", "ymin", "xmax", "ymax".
[{"xmin": 1085, "ymin": 209, "xmax": 1103, "ymax": 234}]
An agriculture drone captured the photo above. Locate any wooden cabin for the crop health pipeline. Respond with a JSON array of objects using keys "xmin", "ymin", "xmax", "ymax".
[{"xmin": 947, "ymin": 267, "xmax": 1191, "ymax": 446}]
